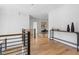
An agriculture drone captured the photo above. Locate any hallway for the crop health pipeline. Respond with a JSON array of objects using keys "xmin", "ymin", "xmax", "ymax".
[{"xmin": 31, "ymin": 37, "xmax": 79, "ymax": 55}]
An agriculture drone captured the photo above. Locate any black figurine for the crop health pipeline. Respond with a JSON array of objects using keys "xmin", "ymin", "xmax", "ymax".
[
  {"xmin": 71, "ymin": 22, "xmax": 74, "ymax": 32},
  {"xmin": 67, "ymin": 25, "xmax": 70, "ymax": 32}
]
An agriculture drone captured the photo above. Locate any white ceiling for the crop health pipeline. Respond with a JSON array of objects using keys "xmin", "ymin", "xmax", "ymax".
[
  {"xmin": 21, "ymin": 4, "xmax": 64, "ymax": 19},
  {"xmin": 0, "ymin": 4, "xmax": 64, "ymax": 19}
]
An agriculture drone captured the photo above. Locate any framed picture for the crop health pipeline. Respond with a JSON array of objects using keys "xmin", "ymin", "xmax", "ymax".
[{"xmin": 41, "ymin": 22, "xmax": 47, "ymax": 29}]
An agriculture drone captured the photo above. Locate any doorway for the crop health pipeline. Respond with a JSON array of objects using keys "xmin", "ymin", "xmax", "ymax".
[
  {"xmin": 29, "ymin": 16, "xmax": 48, "ymax": 38},
  {"xmin": 33, "ymin": 22, "xmax": 38, "ymax": 39}
]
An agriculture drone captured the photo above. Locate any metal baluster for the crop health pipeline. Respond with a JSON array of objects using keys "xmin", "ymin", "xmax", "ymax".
[
  {"xmin": 5, "ymin": 38, "xmax": 7, "ymax": 50},
  {"xmin": 2, "ymin": 38, "xmax": 7, "ymax": 55},
  {"xmin": 22, "ymin": 29, "xmax": 26, "ymax": 47},
  {"xmin": 27, "ymin": 31, "xmax": 30, "ymax": 55},
  {"xmin": 0, "ymin": 43, "xmax": 2, "ymax": 55},
  {"xmin": 22, "ymin": 29, "xmax": 25, "ymax": 55},
  {"xmin": 22, "ymin": 29, "xmax": 30, "ymax": 55},
  {"xmin": 77, "ymin": 33, "xmax": 79, "ymax": 51}
]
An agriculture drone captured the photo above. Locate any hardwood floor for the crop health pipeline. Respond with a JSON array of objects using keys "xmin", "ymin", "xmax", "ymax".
[
  {"xmin": 31, "ymin": 37, "xmax": 79, "ymax": 55},
  {"xmin": 2, "ymin": 35, "xmax": 79, "ymax": 55}
]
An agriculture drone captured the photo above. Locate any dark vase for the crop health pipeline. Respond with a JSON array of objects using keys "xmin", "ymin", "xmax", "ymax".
[
  {"xmin": 71, "ymin": 22, "xmax": 74, "ymax": 32},
  {"xmin": 67, "ymin": 25, "xmax": 70, "ymax": 32}
]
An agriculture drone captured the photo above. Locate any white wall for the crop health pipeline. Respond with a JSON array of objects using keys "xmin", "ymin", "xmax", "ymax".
[
  {"xmin": 48, "ymin": 4, "xmax": 79, "ymax": 38},
  {"xmin": 0, "ymin": 7, "xmax": 5, "ymax": 34},
  {"xmin": 0, "ymin": 5, "xmax": 30, "ymax": 49},
  {"xmin": 0, "ymin": 5, "xmax": 30, "ymax": 35},
  {"xmin": 48, "ymin": 4, "xmax": 79, "ymax": 48}
]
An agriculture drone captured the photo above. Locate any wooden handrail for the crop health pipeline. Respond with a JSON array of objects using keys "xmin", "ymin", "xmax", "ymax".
[
  {"xmin": 0, "ymin": 29, "xmax": 31, "ymax": 37},
  {"xmin": 0, "ymin": 33, "xmax": 22, "ymax": 37}
]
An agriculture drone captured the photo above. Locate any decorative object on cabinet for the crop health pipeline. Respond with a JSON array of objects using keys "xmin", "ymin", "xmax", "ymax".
[
  {"xmin": 67, "ymin": 24, "xmax": 70, "ymax": 32},
  {"xmin": 71, "ymin": 22, "xmax": 75, "ymax": 32}
]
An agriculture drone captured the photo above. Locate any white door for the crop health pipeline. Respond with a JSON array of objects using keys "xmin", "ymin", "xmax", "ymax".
[{"xmin": 33, "ymin": 22, "xmax": 37, "ymax": 38}]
